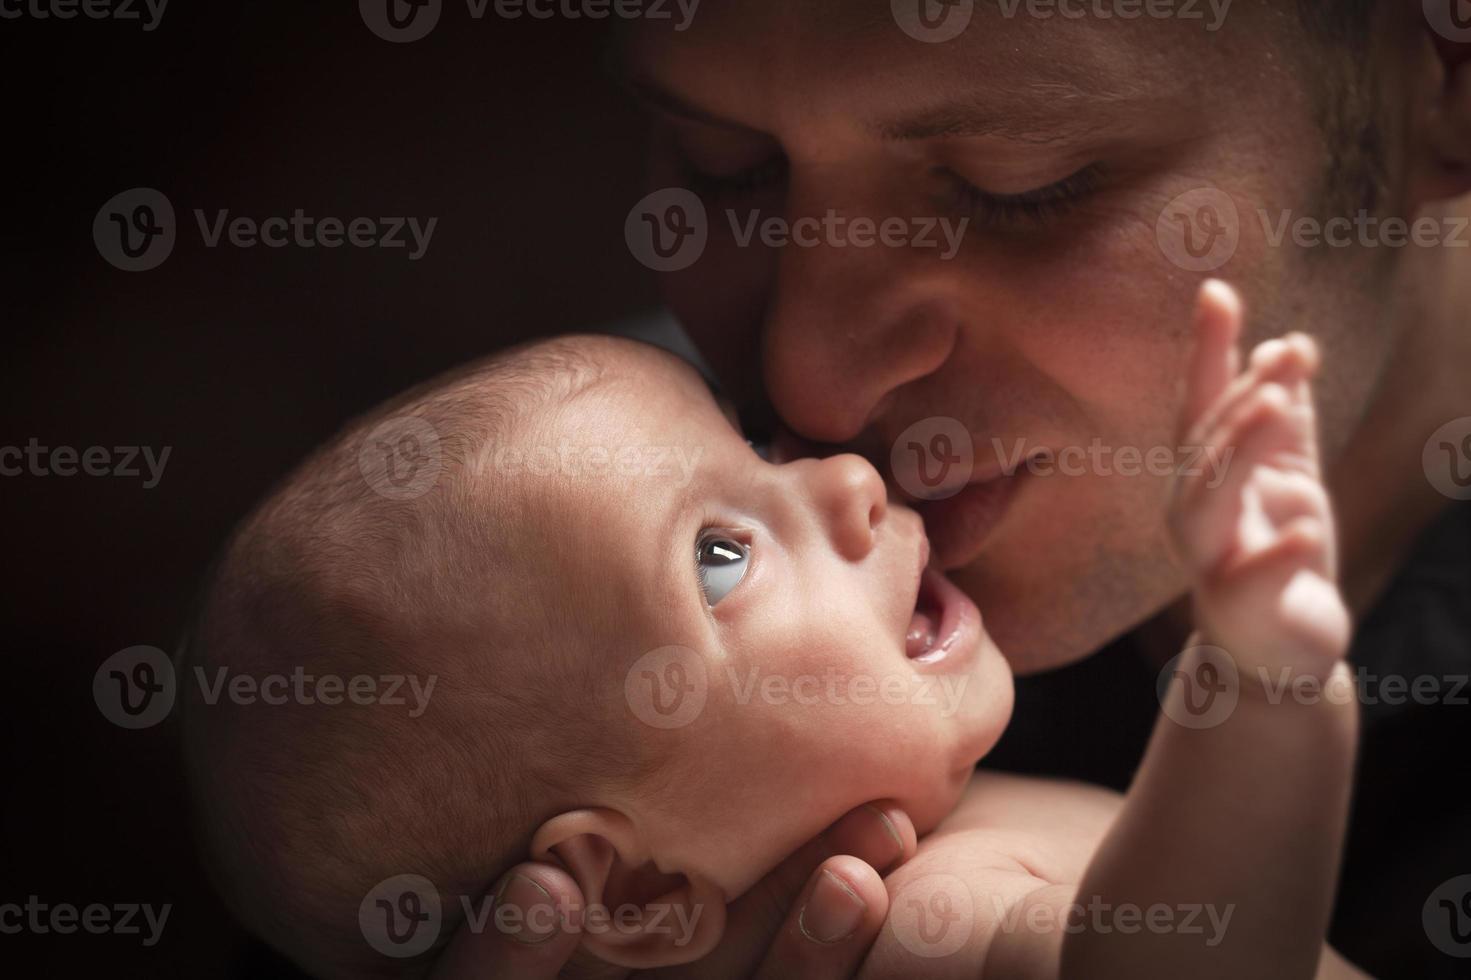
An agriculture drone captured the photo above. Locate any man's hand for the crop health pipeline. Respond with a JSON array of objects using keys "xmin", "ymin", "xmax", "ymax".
[{"xmin": 429, "ymin": 802, "xmax": 916, "ymax": 980}]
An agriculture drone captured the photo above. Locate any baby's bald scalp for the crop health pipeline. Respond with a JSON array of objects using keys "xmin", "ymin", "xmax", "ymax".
[{"xmin": 181, "ymin": 335, "xmax": 671, "ymax": 978}]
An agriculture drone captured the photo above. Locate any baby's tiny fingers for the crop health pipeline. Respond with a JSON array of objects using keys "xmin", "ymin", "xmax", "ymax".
[
  {"xmin": 1171, "ymin": 384, "xmax": 1295, "ymax": 572},
  {"xmin": 1177, "ymin": 279, "xmax": 1244, "ymax": 447},
  {"xmin": 1183, "ymin": 330, "xmax": 1316, "ymax": 452}
]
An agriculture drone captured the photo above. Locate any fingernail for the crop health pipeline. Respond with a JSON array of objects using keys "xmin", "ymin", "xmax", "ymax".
[
  {"xmin": 492, "ymin": 873, "xmax": 559, "ymax": 945},
  {"xmin": 799, "ymin": 870, "xmax": 866, "ymax": 944},
  {"xmin": 863, "ymin": 803, "xmax": 904, "ymax": 871}
]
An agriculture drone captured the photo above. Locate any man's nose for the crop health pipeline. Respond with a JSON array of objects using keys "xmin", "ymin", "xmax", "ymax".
[
  {"xmin": 799, "ymin": 453, "xmax": 887, "ymax": 561},
  {"xmin": 761, "ymin": 199, "xmax": 960, "ymax": 444}
]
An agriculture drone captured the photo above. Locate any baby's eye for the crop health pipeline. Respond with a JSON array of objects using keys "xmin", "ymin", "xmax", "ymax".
[{"xmin": 695, "ymin": 534, "xmax": 749, "ymax": 606}]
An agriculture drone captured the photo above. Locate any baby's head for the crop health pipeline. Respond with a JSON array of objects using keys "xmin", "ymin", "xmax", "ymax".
[{"xmin": 182, "ymin": 335, "xmax": 1013, "ymax": 977}]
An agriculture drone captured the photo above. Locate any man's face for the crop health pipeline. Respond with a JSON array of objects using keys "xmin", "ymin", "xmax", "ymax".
[{"xmin": 620, "ymin": 1, "xmax": 1398, "ymax": 672}]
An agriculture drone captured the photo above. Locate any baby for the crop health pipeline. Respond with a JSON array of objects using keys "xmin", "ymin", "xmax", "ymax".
[{"xmin": 182, "ymin": 282, "xmax": 1360, "ymax": 978}]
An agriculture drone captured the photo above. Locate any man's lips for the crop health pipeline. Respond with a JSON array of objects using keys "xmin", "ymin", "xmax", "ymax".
[{"xmin": 915, "ymin": 460, "xmax": 1034, "ymax": 571}]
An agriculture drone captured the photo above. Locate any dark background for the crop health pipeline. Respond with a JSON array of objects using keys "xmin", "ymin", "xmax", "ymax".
[{"xmin": 2, "ymin": 4, "xmax": 655, "ymax": 974}]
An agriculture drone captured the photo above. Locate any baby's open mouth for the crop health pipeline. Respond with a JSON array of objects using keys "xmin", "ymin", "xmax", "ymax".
[
  {"xmin": 900, "ymin": 527, "xmax": 983, "ymax": 668},
  {"xmin": 906, "ymin": 568, "xmax": 945, "ymax": 659}
]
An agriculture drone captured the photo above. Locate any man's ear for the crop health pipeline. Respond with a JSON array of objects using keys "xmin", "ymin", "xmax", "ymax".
[
  {"xmin": 1409, "ymin": 10, "xmax": 1471, "ymax": 203},
  {"xmin": 529, "ymin": 809, "xmax": 726, "ymax": 969}
]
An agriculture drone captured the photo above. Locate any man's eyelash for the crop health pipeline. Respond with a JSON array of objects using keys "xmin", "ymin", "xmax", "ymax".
[{"xmin": 949, "ymin": 164, "xmax": 1104, "ymax": 225}]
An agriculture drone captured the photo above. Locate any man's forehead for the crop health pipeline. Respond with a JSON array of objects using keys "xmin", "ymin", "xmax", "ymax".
[{"xmin": 616, "ymin": 2, "xmax": 1218, "ymax": 146}]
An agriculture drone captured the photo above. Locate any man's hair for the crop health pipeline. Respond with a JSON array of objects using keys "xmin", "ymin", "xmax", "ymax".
[
  {"xmin": 180, "ymin": 337, "xmax": 635, "ymax": 978},
  {"xmin": 1290, "ymin": 0, "xmax": 1389, "ymax": 215}
]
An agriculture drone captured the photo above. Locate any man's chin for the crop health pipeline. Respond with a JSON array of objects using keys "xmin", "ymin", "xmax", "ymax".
[{"xmin": 951, "ymin": 558, "xmax": 1186, "ymax": 676}]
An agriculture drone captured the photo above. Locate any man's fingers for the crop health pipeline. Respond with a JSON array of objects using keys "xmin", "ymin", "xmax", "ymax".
[
  {"xmin": 751, "ymin": 856, "xmax": 891, "ymax": 980},
  {"xmin": 692, "ymin": 802, "xmax": 914, "ymax": 980},
  {"xmin": 429, "ymin": 863, "xmax": 599, "ymax": 980},
  {"xmin": 821, "ymin": 803, "xmax": 916, "ymax": 874}
]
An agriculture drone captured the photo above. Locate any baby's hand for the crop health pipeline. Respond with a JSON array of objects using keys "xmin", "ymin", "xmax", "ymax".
[{"xmin": 1168, "ymin": 281, "xmax": 1351, "ymax": 679}]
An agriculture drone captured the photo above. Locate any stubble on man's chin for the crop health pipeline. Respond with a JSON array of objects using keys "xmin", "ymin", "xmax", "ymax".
[{"xmin": 952, "ymin": 529, "xmax": 1189, "ymax": 677}]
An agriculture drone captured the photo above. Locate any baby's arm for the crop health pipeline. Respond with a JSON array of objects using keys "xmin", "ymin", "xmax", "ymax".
[
  {"xmin": 1008, "ymin": 282, "xmax": 1358, "ymax": 979},
  {"xmin": 867, "ymin": 282, "xmax": 1361, "ymax": 980}
]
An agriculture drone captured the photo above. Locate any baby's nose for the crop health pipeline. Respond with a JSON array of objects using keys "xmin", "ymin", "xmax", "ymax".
[{"xmin": 809, "ymin": 453, "xmax": 887, "ymax": 561}]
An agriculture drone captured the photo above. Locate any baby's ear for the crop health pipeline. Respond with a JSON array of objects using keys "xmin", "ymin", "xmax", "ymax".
[{"xmin": 530, "ymin": 809, "xmax": 725, "ymax": 968}]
